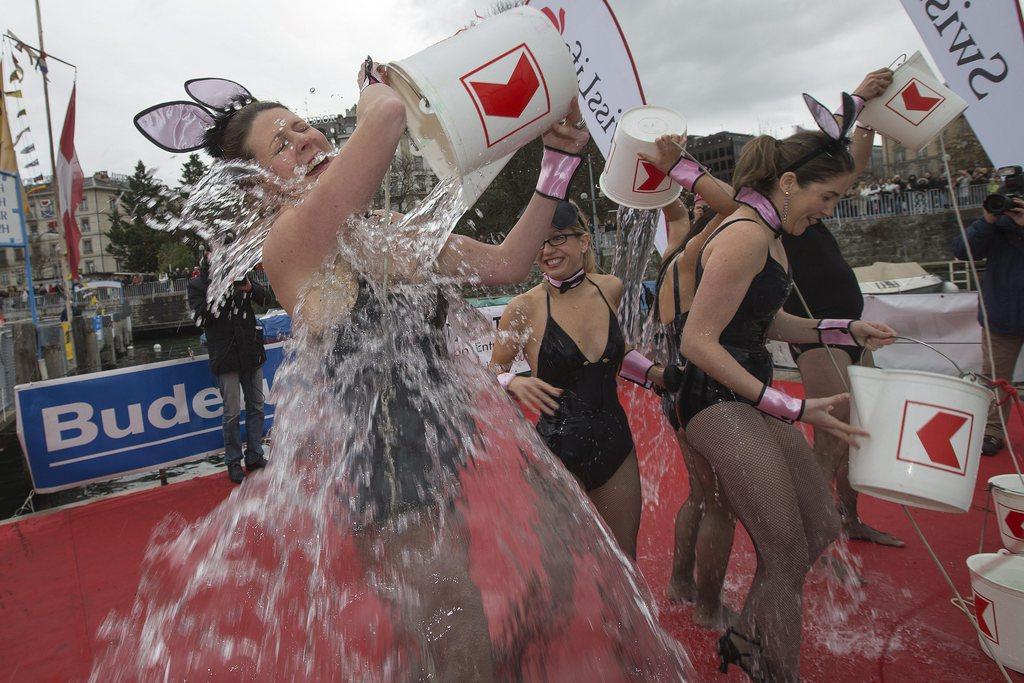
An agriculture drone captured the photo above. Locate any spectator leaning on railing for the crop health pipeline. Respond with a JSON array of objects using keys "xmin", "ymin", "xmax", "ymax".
[{"xmin": 952, "ymin": 192, "xmax": 1024, "ymax": 455}]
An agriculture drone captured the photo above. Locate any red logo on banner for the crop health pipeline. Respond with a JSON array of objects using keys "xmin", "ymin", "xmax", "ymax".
[
  {"xmin": 541, "ymin": 7, "xmax": 566, "ymax": 34},
  {"xmin": 884, "ymin": 78, "xmax": 945, "ymax": 127},
  {"xmin": 461, "ymin": 44, "xmax": 551, "ymax": 148},
  {"xmin": 1006, "ymin": 510, "xmax": 1024, "ymax": 539},
  {"xmin": 974, "ymin": 592, "xmax": 998, "ymax": 643},
  {"xmin": 916, "ymin": 412, "xmax": 968, "ymax": 469},
  {"xmin": 896, "ymin": 401, "xmax": 973, "ymax": 475},
  {"xmin": 633, "ymin": 159, "xmax": 670, "ymax": 193}
]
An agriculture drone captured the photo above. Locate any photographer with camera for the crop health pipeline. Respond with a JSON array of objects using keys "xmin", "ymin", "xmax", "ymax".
[
  {"xmin": 188, "ymin": 257, "xmax": 275, "ymax": 482},
  {"xmin": 952, "ymin": 165, "xmax": 1024, "ymax": 455}
]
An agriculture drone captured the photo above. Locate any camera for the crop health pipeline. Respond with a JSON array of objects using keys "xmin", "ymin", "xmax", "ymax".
[{"xmin": 983, "ymin": 165, "xmax": 1024, "ymax": 215}]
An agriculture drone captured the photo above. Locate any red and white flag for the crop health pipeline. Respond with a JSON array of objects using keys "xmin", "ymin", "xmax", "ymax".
[{"xmin": 57, "ymin": 84, "xmax": 84, "ymax": 280}]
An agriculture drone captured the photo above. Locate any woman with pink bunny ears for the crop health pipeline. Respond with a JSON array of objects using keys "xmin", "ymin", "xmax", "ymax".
[
  {"xmin": 663, "ymin": 71, "xmax": 898, "ymax": 680},
  {"xmin": 129, "ymin": 65, "xmax": 692, "ymax": 680}
]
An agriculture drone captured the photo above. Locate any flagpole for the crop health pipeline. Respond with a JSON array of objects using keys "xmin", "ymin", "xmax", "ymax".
[{"xmin": 34, "ymin": 0, "xmax": 76, "ymax": 364}]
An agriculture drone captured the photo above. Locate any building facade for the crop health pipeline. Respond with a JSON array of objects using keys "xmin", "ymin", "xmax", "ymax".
[
  {"xmin": 879, "ymin": 114, "xmax": 992, "ymax": 180},
  {"xmin": 686, "ymin": 131, "xmax": 755, "ymax": 183},
  {"xmin": 0, "ymin": 171, "xmax": 127, "ymax": 290}
]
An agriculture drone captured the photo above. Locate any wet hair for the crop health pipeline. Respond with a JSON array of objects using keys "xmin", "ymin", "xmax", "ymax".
[
  {"xmin": 201, "ymin": 97, "xmax": 287, "ymax": 160},
  {"xmin": 732, "ymin": 130, "xmax": 855, "ymax": 197}
]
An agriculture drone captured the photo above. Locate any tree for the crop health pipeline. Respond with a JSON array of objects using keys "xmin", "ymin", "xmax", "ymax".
[
  {"xmin": 178, "ymin": 153, "xmax": 209, "ymax": 190},
  {"xmin": 105, "ymin": 161, "xmax": 177, "ymax": 273}
]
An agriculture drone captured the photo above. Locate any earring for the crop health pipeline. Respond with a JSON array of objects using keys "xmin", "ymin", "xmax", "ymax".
[{"xmin": 782, "ymin": 190, "xmax": 791, "ymax": 224}]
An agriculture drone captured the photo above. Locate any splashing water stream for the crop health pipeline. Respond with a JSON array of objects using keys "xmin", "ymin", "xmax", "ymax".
[{"xmin": 91, "ymin": 157, "xmax": 692, "ymax": 680}]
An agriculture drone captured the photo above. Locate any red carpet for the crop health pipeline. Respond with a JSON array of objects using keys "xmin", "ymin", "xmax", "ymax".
[{"xmin": 1, "ymin": 381, "xmax": 1021, "ymax": 681}]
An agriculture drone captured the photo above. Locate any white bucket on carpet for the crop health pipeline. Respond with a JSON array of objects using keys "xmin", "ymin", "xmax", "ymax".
[
  {"xmin": 991, "ymin": 474, "xmax": 1024, "ymax": 554},
  {"xmin": 386, "ymin": 6, "xmax": 578, "ymax": 180},
  {"xmin": 858, "ymin": 51, "xmax": 967, "ymax": 152},
  {"xmin": 848, "ymin": 366, "xmax": 991, "ymax": 513},
  {"xmin": 598, "ymin": 105, "xmax": 685, "ymax": 209},
  {"xmin": 967, "ymin": 551, "xmax": 1024, "ymax": 673}
]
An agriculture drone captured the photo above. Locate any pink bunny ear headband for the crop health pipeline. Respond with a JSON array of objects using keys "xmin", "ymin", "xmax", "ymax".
[
  {"xmin": 784, "ymin": 92, "xmax": 860, "ymax": 173},
  {"xmin": 133, "ymin": 78, "xmax": 254, "ymax": 154}
]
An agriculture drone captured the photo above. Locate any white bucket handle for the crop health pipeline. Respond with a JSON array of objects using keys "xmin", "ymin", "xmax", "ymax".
[
  {"xmin": 894, "ymin": 335, "xmax": 978, "ymax": 380},
  {"xmin": 889, "ymin": 53, "xmax": 909, "ymax": 72}
]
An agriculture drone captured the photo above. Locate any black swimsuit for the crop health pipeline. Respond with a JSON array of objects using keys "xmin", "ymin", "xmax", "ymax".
[
  {"xmin": 658, "ymin": 255, "xmax": 687, "ymax": 431},
  {"xmin": 675, "ymin": 219, "xmax": 793, "ymax": 426},
  {"xmin": 535, "ymin": 279, "xmax": 634, "ymax": 491},
  {"xmin": 330, "ymin": 280, "xmax": 470, "ymax": 526}
]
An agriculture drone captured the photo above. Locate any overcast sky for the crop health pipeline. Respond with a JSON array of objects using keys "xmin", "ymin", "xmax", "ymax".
[{"xmin": 3, "ymin": 0, "xmax": 927, "ymax": 185}]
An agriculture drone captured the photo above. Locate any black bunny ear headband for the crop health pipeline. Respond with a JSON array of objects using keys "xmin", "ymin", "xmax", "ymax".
[
  {"xmin": 134, "ymin": 78, "xmax": 254, "ymax": 153},
  {"xmin": 784, "ymin": 92, "xmax": 862, "ymax": 173}
]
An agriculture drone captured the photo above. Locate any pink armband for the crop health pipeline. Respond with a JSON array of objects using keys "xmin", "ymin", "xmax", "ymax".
[
  {"xmin": 668, "ymin": 155, "xmax": 706, "ymax": 192},
  {"xmin": 835, "ymin": 94, "xmax": 872, "ymax": 131},
  {"xmin": 497, "ymin": 372, "xmax": 516, "ymax": 390},
  {"xmin": 536, "ymin": 146, "xmax": 582, "ymax": 200},
  {"xmin": 816, "ymin": 319, "xmax": 860, "ymax": 347},
  {"xmin": 620, "ymin": 349, "xmax": 656, "ymax": 389},
  {"xmin": 755, "ymin": 385, "xmax": 804, "ymax": 423}
]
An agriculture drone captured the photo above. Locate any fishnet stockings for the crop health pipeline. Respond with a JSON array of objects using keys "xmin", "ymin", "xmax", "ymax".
[
  {"xmin": 588, "ymin": 451, "xmax": 643, "ymax": 559},
  {"xmin": 684, "ymin": 402, "xmax": 840, "ymax": 681}
]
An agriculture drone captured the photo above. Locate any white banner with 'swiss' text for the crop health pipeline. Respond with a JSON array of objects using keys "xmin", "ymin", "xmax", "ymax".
[{"xmin": 898, "ymin": 0, "xmax": 1024, "ymax": 167}]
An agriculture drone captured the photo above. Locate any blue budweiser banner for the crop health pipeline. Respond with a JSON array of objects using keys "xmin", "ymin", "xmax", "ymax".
[{"xmin": 16, "ymin": 343, "xmax": 285, "ymax": 492}]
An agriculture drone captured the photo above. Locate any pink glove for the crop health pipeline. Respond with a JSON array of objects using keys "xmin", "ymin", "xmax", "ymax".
[
  {"xmin": 497, "ymin": 372, "xmax": 516, "ymax": 390},
  {"xmin": 755, "ymin": 385, "xmax": 804, "ymax": 423},
  {"xmin": 536, "ymin": 146, "xmax": 583, "ymax": 200},
  {"xmin": 668, "ymin": 155, "xmax": 706, "ymax": 192},
  {"xmin": 619, "ymin": 349, "xmax": 656, "ymax": 389},
  {"xmin": 816, "ymin": 319, "xmax": 860, "ymax": 347}
]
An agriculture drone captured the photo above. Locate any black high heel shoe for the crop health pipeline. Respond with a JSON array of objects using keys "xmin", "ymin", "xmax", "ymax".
[{"xmin": 717, "ymin": 627, "xmax": 765, "ymax": 681}]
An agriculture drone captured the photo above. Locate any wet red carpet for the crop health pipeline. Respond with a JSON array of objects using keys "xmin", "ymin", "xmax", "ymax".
[{"xmin": 1, "ymin": 381, "xmax": 1021, "ymax": 681}]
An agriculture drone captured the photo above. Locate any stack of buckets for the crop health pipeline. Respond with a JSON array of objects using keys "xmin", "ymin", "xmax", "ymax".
[
  {"xmin": 970, "ymin": 474, "xmax": 1024, "ymax": 672},
  {"xmin": 847, "ymin": 366, "xmax": 1023, "ymax": 671}
]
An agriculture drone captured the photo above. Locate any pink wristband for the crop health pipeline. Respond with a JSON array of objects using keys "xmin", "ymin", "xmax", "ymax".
[
  {"xmin": 817, "ymin": 319, "xmax": 859, "ymax": 347},
  {"xmin": 836, "ymin": 94, "xmax": 872, "ymax": 131},
  {"xmin": 536, "ymin": 146, "xmax": 582, "ymax": 200},
  {"xmin": 755, "ymin": 385, "xmax": 804, "ymax": 423},
  {"xmin": 497, "ymin": 372, "xmax": 516, "ymax": 390},
  {"xmin": 668, "ymin": 155, "xmax": 706, "ymax": 192},
  {"xmin": 620, "ymin": 349, "xmax": 656, "ymax": 388}
]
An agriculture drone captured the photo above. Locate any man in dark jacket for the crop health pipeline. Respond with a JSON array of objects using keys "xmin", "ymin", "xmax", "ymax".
[
  {"xmin": 188, "ymin": 260, "xmax": 274, "ymax": 482},
  {"xmin": 952, "ymin": 196, "xmax": 1024, "ymax": 455}
]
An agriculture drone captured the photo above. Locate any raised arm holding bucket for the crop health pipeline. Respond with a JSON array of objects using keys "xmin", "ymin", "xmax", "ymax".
[{"xmin": 673, "ymin": 84, "xmax": 897, "ymax": 680}]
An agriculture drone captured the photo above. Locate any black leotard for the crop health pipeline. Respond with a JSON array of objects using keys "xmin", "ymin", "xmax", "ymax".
[
  {"xmin": 535, "ymin": 279, "xmax": 634, "ymax": 491},
  {"xmin": 331, "ymin": 280, "xmax": 470, "ymax": 527},
  {"xmin": 675, "ymin": 219, "xmax": 793, "ymax": 426}
]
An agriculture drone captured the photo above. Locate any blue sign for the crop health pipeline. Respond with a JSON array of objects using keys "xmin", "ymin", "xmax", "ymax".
[
  {"xmin": 0, "ymin": 171, "xmax": 28, "ymax": 248},
  {"xmin": 16, "ymin": 343, "xmax": 285, "ymax": 492}
]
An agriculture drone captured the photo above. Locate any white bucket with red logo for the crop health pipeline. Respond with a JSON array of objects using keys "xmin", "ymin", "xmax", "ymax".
[
  {"xmin": 858, "ymin": 51, "xmax": 967, "ymax": 152},
  {"xmin": 386, "ymin": 6, "xmax": 578, "ymax": 181},
  {"xmin": 598, "ymin": 105, "xmax": 686, "ymax": 210},
  {"xmin": 991, "ymin": 474, "xmax": 1024, "ymax": 554},
  {"xmin": 967, "ymin": 551, "xmax": 1024, "ymax": 673},
  {"xmin": 848, "ymin": 366, "xmax": 992, "ymax": 513}
]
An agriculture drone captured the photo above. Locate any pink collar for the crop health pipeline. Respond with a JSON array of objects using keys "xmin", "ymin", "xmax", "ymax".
[
  {"xmin": 544, "ymin": 268, "xmax": 585, "ymax": 293},
  {"xmin": 735, "ymin": 187, "xmax": 784, "ymax": 236}
]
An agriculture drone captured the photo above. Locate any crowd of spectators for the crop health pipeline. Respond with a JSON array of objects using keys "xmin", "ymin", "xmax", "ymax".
[{"xmin": 836, "ymin": 167, "xmax": 1002, "ymax": 219}]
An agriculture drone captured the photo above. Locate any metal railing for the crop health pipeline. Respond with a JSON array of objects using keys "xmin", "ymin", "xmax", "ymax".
[
  {"xmin": 123, "ymin": 278, "xmax": 190, "ymax": 300},
  {"xmin": 828, "ymin": 184, "xmax": 989, "ymax": 223},
  {"xmin": 918, "ymin": 259, "xmax": 985, "ymax": 292},
  {"xmin": 0, "ymin": 328, "xmax": 15, "ymax": 421}
]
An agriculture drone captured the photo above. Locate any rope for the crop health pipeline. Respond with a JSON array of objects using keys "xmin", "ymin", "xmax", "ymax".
[{"xmin": 9, "ymin": 490, "xmax": 35, "ymax": 519}]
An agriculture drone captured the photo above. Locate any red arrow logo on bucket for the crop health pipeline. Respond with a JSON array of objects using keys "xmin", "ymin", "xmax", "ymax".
[
  {"xmin": 974, "ymin": 594, "xmax": 996, "ymax": 641},
  {"xmin": 1006, "ymin": 510, "xmax": 1024, "ymax": 539},
  {"xmin": 469, "ymin": 54, "xmax": 540, "ymax": 119},
  {"xmin": 916, "ymin": 411, "xmax": 967, "ymax": 469},
  {"xmin": 901, "ymin": 81, "xmax": 942, "ymax": 113},
  {"xmin": 636, "ymin": 161, "xmax": 668, "ymax": 192}
]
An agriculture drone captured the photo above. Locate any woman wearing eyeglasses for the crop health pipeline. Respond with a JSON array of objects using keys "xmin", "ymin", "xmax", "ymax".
[{"xmin": 490, "ymin": 201, "xmax": 678, "ymax": 558}]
